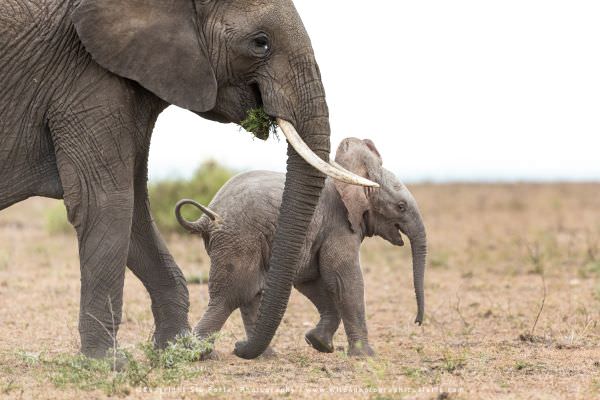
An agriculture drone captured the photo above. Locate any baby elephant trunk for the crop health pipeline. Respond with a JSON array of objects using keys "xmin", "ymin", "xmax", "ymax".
[
  {"xmin": 174, "ymin": 199, "xmax": 222, "ymax": 234},
  {"xmin": 407, "ymin": 211, "xmax": 427, "ymax": 325}
]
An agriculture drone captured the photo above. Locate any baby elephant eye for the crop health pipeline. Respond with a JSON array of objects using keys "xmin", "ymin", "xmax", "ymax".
[{"xmin": 397, "ymin": 202, "xmax": 407, "ymax": 212}]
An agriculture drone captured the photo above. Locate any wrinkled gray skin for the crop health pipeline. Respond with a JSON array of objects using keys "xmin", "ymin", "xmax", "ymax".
[
  {"xmin": 0, "ymin": 0, "xmax": 331, "ymax": 359},
  {"xmin": 176, "ymin": 138, "xmax": 427, "ymax": 357}
]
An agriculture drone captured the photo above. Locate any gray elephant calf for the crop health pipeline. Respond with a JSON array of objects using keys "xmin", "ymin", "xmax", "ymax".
[{"xmin": 176, "ymin": 138, "xmax": 427, "ymax": 357}]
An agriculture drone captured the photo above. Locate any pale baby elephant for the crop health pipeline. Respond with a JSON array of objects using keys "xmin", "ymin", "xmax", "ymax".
[{"xmin": 176, "ymin": 138, "xmax": 427, "ymax": 357}]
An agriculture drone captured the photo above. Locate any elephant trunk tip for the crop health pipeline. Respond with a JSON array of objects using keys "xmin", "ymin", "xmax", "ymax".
[
  {"xmin": 233, "ymin": 340, "xmax": 256, "ymax": 359},
  {"xmin": 415, "ymin": 313, "xmax": 424, "ymax": 326},
  {"xmin": 409, "ymin": 222, "xmax": 427, "ymax": 329}
]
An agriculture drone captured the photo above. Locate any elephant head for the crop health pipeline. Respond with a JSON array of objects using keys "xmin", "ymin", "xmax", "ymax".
[
  {"xmin": 333, "ymin": 138, "xmax": 428, "ymax": 325},
  {"xmin": 72, "ymin": 0, "xmax": 377, "ymax": 358}
]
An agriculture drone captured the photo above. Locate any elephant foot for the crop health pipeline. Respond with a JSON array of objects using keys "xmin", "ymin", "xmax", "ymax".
[
  {"xmin": 190, "ymin": 331, "xmax": 220, "ymax": 361},
  {"xmin": 305, "ymin": 328, "xmax": 334, "ymax": 353},
  {"xmin": 347, "ymin": 341, "xmax": 375, "ymax": 358},
  {"xmin": 80, "ymin": 346, "xmax": 129, "ymax": 371},
  {"xmin": 152, "ymin": 313, "xmax": 191, "ymax": 350},
  {"xmin": 153, "ymin": 327, "xmax": 191, "ymax": 350}
]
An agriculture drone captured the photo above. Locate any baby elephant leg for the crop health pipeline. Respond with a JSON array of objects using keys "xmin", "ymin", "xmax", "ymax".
[
  {"xmin": 296, "ymin": 278, "xmax": 341, "ymax": 353},
  {"xmin": 194, "ymin": 299, "xmax": 234, "ymax": 355},
  {"xmin": 332, "ymin": 270, "xmax": 375, "ymax": 357},
  {"xmin": 240, "ymin": 294, "xmax": 277, "ymax": 357},
  {"xmin": 320, "ymin": 243, "xmax": 375, "ymax": 357}
]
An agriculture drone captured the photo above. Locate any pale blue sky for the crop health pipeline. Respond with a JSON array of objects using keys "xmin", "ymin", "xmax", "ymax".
[{"xmin": 149, "ymin": 0, "xmax": 600, "ymax": 183}]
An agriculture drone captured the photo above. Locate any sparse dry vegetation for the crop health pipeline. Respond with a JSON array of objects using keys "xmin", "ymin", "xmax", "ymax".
[{"xmin": 1, "ymin": 183, "xmax": 600, "ymax": 399}]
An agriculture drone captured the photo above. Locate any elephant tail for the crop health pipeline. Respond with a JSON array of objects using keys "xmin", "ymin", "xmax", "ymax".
[{"xmin": 175, "ymin": 199, "xmax": 222, "ymax": 235}]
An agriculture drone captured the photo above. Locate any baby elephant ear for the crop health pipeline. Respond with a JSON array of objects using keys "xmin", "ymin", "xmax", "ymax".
[
  {"xmin": 73, "ymin": 0, "xmax": 217, "ymax": 112},
  {"xmin": 334, "ymin": 179, "xmax": 370, "ymax": 234},
  {"xmin": 333, "ymin": 138, "xmax": 383, "ymax": 233},
  {"xmin": 362, "ymin": 139, "xmax": 382, "ymax": 160}
]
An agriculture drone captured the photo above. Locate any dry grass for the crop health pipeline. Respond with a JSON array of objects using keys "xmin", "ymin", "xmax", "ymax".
[{"xmin": 1, "ymin": 183, "xmax": 599, "ymax": 399}]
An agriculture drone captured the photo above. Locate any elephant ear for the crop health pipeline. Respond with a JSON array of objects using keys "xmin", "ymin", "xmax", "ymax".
[
  {"xmin": 333, "ymin": 138, "xmax": 383, "ymax": 233},
  {"xmin": 72, "ymin": 0, "xmax": 217, "ymax": 112}
]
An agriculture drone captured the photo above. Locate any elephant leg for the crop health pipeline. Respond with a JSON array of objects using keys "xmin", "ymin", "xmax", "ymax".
[
  {"xmin": 296, "ymin": 278, "xmax": 340, "ymax": 353},
  {"xmin": 193, "ymin": 245, "xmax": 261, "ymax": 353},
  {"xmin": 320, "ymin": 244, "xmax": 374, "ymax": 357},
  {"xmin": 52, "ymin": 136, "xmax": 135, "ymax": 359},
  {"xmin": 191, "ymin": 301, "xmax": 233, "ymax": 358},
  {"xmin": 240, "ymin": 294, "xmax": 276, "ymax": 357},
  {"xmin": 194, "ymin": 298, "xmax": 234, "ymax": 346},
  {"xmin": 332, "ymin": 271, "xmax": 374, "ymax": 357},
  {"xmin": 75, "ymin": 196, "xmax": 132, "ymax": 359},
  {"xmin": 127, "ymin": 174, "xmax": 190, "ymax": 348}
]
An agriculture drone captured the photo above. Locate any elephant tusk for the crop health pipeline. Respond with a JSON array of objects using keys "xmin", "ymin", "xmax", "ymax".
[
  {"xmin": 330, "ymin": 159, "xmax": 357, "ymax": 177},
  {"xmin": 277, "ymin": 119, "xmax": 380, "ymax": 188},
  {"xmin": 330, "ymin": 159, "xmax": 376, "ymax": 195}
]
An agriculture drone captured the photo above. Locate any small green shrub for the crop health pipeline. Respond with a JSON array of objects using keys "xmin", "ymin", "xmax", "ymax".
[
  {"xmin": 18, "ymin": 334, "xmax": 216, "ymax": 396},
  {"xmin": 514, "ymin": 360, "xmax": 542, "ymax": 374},
  {"xmin": 142, "ymin": 334, "xmax": 214, "ymax": 369},
  {"xmin": 578, "ymin": 261, "xmax": 600, "ymax": 279},
  {"xmin": 187, "ymin": 273, "xmax": 209, "ymax": 285},
  {"xmin": 587, "ymin": 261, "xmax": 600, "ymax": 276},
  {"xmin": 44, "ymin": 203, "xmax": 72, "ymax": 235},
  {"xmin": 149, "ymin": 160, "xmax": 234, "ymax": 233},
  {"xmin": 46, "ymin": 353, "xmax": 128, "ymax": 394},
  {"xmin": 440, "ymin": 350, "xmax": 466, "ymax": 374}
]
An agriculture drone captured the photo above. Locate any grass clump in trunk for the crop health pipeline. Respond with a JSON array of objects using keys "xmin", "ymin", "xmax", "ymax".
[{"xmin": 240, "ymin": 107, "xmax": 278, "ymax": 141}]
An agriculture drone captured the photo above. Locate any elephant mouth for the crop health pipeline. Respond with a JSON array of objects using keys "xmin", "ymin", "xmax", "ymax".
[
  {"xmin": 393, "ymin": 223, "xmax": 406, "ymax": 246},
  {"xmin": 196, "ymin": 82, "xmax": 265, "ymax": 124},
  {"xmin": 238, "ymin": 82, "xmax": 265, "ymax": 116},
  {"xmin": 240, "ymin": 82, "xmax": 265, "ymax": 119},
  {"xmin": 234, "ymin": 82, "xmax": 265, "ymax": 122},
  {"xmin": 249, "ymin": 83, "xmax": 263, "ymax": 108}
]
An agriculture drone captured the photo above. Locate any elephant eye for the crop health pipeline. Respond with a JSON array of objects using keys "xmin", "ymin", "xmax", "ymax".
[
  {"xmin": 252, "ymin": 34, "xmax": 271, "ymax": 56},
  {"xmin": 397, "ymin": 202, "xmax": 407, "ymax": 212}
]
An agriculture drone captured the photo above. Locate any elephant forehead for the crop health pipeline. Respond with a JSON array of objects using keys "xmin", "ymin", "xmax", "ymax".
[{"xmin": 216, "ymin": 0, "xmax": 309, "ymax": 45}]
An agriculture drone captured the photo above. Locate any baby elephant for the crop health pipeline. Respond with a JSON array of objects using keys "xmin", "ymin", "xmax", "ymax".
[{"xmin": 176, "ymin": 138, "xmax": 427, "ymax": 357}]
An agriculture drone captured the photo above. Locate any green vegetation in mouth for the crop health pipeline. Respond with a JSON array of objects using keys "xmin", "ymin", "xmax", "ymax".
[{"xmin": 240, "ymin": 107, "xmax": 278, "ymax": 141}]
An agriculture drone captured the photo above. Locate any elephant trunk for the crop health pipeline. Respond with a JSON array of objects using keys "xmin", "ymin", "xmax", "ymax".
[
  {"xmin": 408, "ymin": 212, "xmax": 427, "ymax": 325},
  {"xmin": 234, "ymin": 66, "xmax": 331, "ymax": 358}
]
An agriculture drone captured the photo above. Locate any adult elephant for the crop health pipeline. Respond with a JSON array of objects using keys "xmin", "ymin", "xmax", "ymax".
[{"xmin": 0, "ymin": 0, "xmax": 376, "ymax": 359}]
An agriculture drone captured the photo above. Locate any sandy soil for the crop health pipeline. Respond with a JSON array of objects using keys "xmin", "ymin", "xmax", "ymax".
[{"xmin": 1, "ymin": 183, "xmax": 599, "ymax": 399}]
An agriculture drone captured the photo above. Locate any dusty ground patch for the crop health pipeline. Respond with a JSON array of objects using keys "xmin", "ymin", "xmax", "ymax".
[{"xmin": 1, "ymin": 184, "xmax": 599, "ymax": 399}]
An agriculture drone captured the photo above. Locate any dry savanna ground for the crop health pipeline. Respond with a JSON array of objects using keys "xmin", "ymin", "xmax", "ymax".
[{"xmin": 1, "ymin": 183, "xmax": 600, "ymax": 399}]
